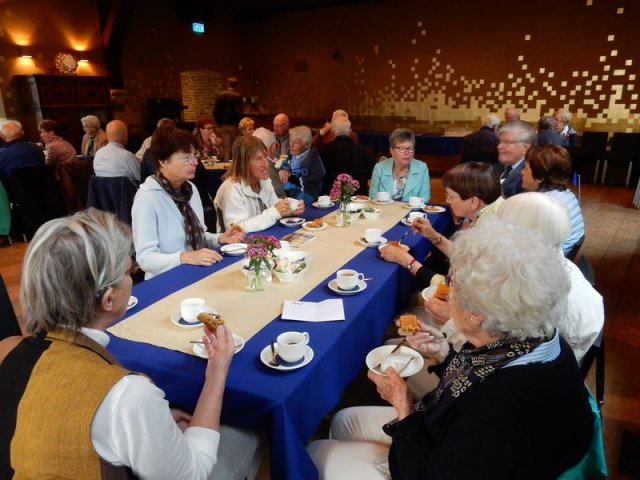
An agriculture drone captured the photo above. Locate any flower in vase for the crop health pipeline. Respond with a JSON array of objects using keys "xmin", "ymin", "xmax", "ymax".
[{"xmin": 330, "ymin": 173, "xmax": 360, "ymax": 205}]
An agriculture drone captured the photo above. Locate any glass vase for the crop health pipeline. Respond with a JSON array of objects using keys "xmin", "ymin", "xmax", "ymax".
[
  {"xmin": 336, "ymin": 201, "xmax": 351, "ymax": 227},
  {"xmin": 246, "ymin": 266, "xmax": 272, "ymax": 291}
]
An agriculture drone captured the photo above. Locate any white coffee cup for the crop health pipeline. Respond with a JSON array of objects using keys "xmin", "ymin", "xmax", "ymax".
[
  {"xmin": 276, "ymin": 331, "xmax": 310, "ymax": 363},
  {"xmin": 365, "ymin": 228, "xmax": 382, "ymax": 244},
  {"xmin": 274, "ymin": 240, "xmax": 290, "ymax": 257},
  {"xmin": 409, "ymin": 196, "xmax": 424, "ymax": 208},
  {"xmin": 288, "ymin": 198, "xmax": 298, "ymax": 212},
  {"xmin": 408, "ymin": 211, "xmax": 425, "ymax": 223},
  {"xmin": 376, "ymin": 191, "xmax": 391, "ymax": 202},
  {"xmin": 336, "ymin": 269, "xmax": 365, "ymax": 290},
  {"xmin": 318, "ymin": 195, "xmax": 331, "ymax": 207},
  {"xmin": 180, "ymin": 298, "xmax": 205, "ymax": 323}
]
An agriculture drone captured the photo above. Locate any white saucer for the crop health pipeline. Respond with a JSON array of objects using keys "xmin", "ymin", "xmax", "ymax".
[
  {"xmin": 366, "ymin": 345, "xmax": 424, "ymax": 377},
  {"xmin": 372, "ymin": 199, "xmax": 394, "ymax": 206},
  {"xmin": 280, "ymin": 217, "xmax": 305, "ymax": 227},
  {"xmin": 127, "ymin": 296, "xmax": 138, "ymax": 310},
  {"xmin": 328, "ymin": 279, "xmax": 367, "ymax": 296},
  {"xmin": 260, "ymin": 345, "xmax": 314, "ymax": 371},
  {"xmin": 422, "ymin": 205, "xmax": 446, "ymax": 214},
  {"xmin": 358, "ymin": 236, "xmax": 388, "ymax": 248},
  {"xmin": 302, "ymin": 221, "xmax": 328, "ymax": 231},
  {"xmin": 192, "ymin": 334, "xmax": 245, "ymax": 358},
  {"xmin": 378, "ymin": 243, "xmax": 410, "ymax": 252},
  {"xmin": 404, "ymin": 203, "xmax": 425, "ymax": 210},
  {"xmin": 351, "ymin": 196, "xmax": 370, "ymax": 203},
  {"xmin": 170, "ymin": 309, "xmax": 217, "ymax": 329},
  {"xmin": 312, "ymin": 201, "xmax": 335, "ymax": 209},
  {"xmin": 221, "ymin": 243, "xmax": 248, "ymax": 256}
]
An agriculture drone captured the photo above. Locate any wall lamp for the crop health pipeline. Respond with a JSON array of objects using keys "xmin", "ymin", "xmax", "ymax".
[{"xmin": 17, "ymin": 46, "xmax": 32, "ymax": 58}]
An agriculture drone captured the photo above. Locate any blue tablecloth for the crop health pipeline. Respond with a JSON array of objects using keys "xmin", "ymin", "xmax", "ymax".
[
  {"xmin": 107, "ymin": 205, "xmax": 451, "ymax": 479},
  {"xmin": 359, "ymin": 131, "xmax": 464, "ymax": 156}
]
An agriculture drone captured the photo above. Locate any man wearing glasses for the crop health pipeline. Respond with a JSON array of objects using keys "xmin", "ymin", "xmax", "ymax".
[{"xmin": 496, "ymin": 120, "xmax": 536, "ymax": 198}]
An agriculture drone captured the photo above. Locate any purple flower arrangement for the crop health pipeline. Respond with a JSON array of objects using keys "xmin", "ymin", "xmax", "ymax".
[{"xmin": 330, "ymin": 173, "xmax": 360, "ymax": 205}]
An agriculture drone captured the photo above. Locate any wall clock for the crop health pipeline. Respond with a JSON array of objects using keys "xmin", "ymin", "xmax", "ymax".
[{"xmin": 54, "ymin": 52, "xmax": 78, "ymax": 75}]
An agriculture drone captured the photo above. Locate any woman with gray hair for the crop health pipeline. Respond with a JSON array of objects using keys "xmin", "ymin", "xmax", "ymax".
[
  {"xmin": 80, "ymin": 115, "xmax": 108, "ymax": 156},
  {"xmin": 0, "ymin": 209, "xmax": 261, "ymax": 479},
  {"xmin": 369, "ymin": 128, "xmax": 430, "ymax": 202},
  {"xmin": 308, "ymin": 218, "xmax": 593, "ymax": 479},
  {"xmin": 277, "ymin": 125, "xmax": 325, "ymax": 204},
  {"xmin": 553, "ymin": 108, "xmax": 578, "ymax": 146}
]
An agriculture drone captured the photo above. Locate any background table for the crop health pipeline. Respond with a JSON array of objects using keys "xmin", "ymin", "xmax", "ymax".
[{"xmin": 107, "ymin": 204, "xmax": 450, "ymax": 479}]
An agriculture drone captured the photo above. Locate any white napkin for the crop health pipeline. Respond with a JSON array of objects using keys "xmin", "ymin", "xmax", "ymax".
[{"xmin": 282, "ymin": 299, "xmax": 345, "ymax": 322}]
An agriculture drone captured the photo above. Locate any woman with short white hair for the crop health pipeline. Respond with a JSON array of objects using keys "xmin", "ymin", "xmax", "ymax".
[
  {"xmin": 553, "ymin": 109, "xmax": 578, "ymax": 146},
  {"xmin": 0, "ymin": 209, "xmax": 261, "ymax": 479},
  {"xmin": 308, "ymin": 218, "xmax": 594, "ymax": 479},
  {"xmin": 80, "ymin": 115, "xmax": 108, "ymax": 156}
]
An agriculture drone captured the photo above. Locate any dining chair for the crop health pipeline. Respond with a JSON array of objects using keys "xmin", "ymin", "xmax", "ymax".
[
  {"xmin": 87, "ymin": 175, "xmax": 137, "ymax": 225},
  {"xmin": 579, "ymin": 132, "xmax": 608, "ymax": 183},
  {"xmin": 0, "ymin": 274, "xmax": 21, "ymax": 340},
  {"xmin": 8, "ymin": 164, "xmax": 66, "ymax": 239},
  {"xmin": 601, "ymin": 132, "xmax": 640, "ymax": 187}
]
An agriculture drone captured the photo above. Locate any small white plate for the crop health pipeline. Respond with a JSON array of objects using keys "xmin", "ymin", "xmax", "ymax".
[
  {"xmin": 421, "ymin": 285, "xmax": 437, "ymax": 303},
  {"xmin": 378, "ymin": 243, "xmax": 410, "ymax": 253},
  {"xmin": 127, "ymin": 296, "xmax": 138, "ymax": 310},
  {"xmin": 358, "ymin": 236, "xmax": 388, "ymax": 248},
  {"xmin": 372, "ymin": 199, "xmax": 394, "ymax": 206},
  {"xmin": 170, "ymin": 309, "xmax": 216, "ymax": 329},
  {"xmin": 221, "ymin": 243, "xmax": 248, "ymax": 256},
  {"xmin": 328, "ymin": 279, "xmax": 367, "ymax": 296},
  {"xmin": 366, "ymin": 345, "xmax": 424, "ymax": 377},
  {"xmin": 192, "ymin": 334, "xmax": 245, "ymax": 358},
  {"xmin": 280, "ymin": 217, "xmax": 305, "ymax": 227},
  {"xmin": 260, "ymin": 345, "xmax": 314, "ymax": 371},
  {"xmin": 302, "ymin": 221, "xmax": 328, "ymax": 231},
  {"xmin": 351, "ymin": 196, "xmax": 370, "ymax": 203},
  {"xmin": 312, "ymin": 201, "xmax": 335, "ymax": 209},
  {"xmin": 422, "ymin": 205, "xmax": 446, "ymax": 214}
]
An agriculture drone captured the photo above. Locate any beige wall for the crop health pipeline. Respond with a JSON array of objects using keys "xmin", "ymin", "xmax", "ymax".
[{"xmin": 1, "ymin": 0, "xmax": 638, "ymax": 138}]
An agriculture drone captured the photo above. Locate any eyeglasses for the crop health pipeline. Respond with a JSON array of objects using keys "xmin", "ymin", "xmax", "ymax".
[
  {"xmin": 174, "ymin": 153, "xmax": 198, "ymax": 165},
  {"xmin": 393, "ymin": 146, "xmax": 415, "ymax": 153},
  {"xmin": 498, "ymin": 140, "xmax": 523, "ymax": 146}
]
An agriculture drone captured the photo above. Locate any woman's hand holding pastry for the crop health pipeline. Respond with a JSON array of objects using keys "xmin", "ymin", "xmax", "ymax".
[
  {"xmin": 202, "ymin": 324, "xmax": 234, "ymax": 378},
  {"xmin": 220, "ymin": 229, "xmax": 245, "ymax": 245},
  {"xmin": 379, "ymin": 245, "xmax": 413, "ymax": 266},
  {"xmin": 412, "ymin": 216, "xmax": 437, "ymax": 240},
  {"xmin": 181, "ymin": 248, "xmax": 222, "ymax": 266},
  {"xmin": 403, "ymin": 325, "xmax": 450, "ymax": 364}
]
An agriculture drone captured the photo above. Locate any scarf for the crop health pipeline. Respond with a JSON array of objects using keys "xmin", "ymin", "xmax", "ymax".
[
  {"xmin": 383, "ymin": 336, "xmax": 546, "ymax": 435},
  {"xmin": 155, "ymin": 173, "xmax": 206, "ymax": 251}
]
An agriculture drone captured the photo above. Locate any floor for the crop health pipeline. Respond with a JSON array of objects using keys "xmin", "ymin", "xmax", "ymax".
[{"xmin": 1, "ymin": 180, "xmax": 639, "ymax": 478}]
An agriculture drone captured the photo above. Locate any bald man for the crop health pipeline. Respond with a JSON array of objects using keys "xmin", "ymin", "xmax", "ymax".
[
  {"xmin": 273, "ymin": 113, "xmax": 291, "ymax": 159},
  {"xmin": 93, "ymin": 120, "xmax": 140, "ymax": 184},
  {"xmin": 504, "ymin": 107, "xmax": 521, "ymax": 122},
  {"xmin": 0, "ymin": 120, "xmax": 45, "ymax": 184}
]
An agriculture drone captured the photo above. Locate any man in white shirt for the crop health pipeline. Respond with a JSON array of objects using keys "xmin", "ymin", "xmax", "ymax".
[{"xmin": 94, "ymin": 120, "xmax": 141, "ymax": 185}]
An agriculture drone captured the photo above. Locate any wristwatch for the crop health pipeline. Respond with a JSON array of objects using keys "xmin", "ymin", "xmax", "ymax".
[{"xmin": 405, "ymin": 259, "xmax": 416, "ymax": 271}]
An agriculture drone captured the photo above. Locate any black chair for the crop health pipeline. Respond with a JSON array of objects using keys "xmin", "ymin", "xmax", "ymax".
[
  {"xmin": 576, "ymin": 255, "xmax": 604, "ymax": 411},
  {"xmin": 565, "ymin": 235, "xmax": 585, "ymax": 262},
  {"xmin": 0, "ymin": 274, "xmax": 21, "ymax": 340},
  {"xmin": 601, "ymin": 132, "xmax": 640, "ymax": 187},
  {"xmin": 8, "ymin": 165, "xmax": 66, "ymax": 239},
  {"xmin": 579, "ymin": 131, "xmax": 608, "ymax": 183},
  {"xmin": 87, "ymin": 176, "xmax": 137, "ymax": 225}
]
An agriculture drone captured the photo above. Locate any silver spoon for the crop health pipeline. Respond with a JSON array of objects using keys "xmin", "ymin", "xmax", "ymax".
[
  {"xmin": 398, "ymin": 231, "xmax": 409, "ymax": 245},
  {"xmin": 269, "ymin": 339, "xmax": 280, "ymax": 367}
]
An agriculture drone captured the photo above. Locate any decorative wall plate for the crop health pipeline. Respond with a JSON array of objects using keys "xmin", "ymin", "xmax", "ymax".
[{"xmin": 55, "ymin": 52, "xmax": 78, "ymax": 75}]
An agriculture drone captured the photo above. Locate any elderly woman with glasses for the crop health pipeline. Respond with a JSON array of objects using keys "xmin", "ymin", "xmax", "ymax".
[
  {"xmin": 308, "ymin": 218, "xmax": 594, "ymax": 479},
  {"xmin": 80, "ymin": 115, "xmax": 108, "ymax": 156},
  {"xmin": 0, "ymin": 209, "xmax": 261, "ymax": 479},
  {"xmin": 132, "ymin": 127, "xmax": 243, "ymax": 279},
  {"xmin": 193, "ymin": 118, "xmax": 223, "ymax": 160},
  {"xmin": 369, "ymin": 128, "xmax": 430, "ymax": 203},
  {"xmin": 215, "ymin": 136, "xmax": 303, "ymax": 232},
  {"xmin": 380, "ymin": 162, "xmax": 501, "ymax": 293}
]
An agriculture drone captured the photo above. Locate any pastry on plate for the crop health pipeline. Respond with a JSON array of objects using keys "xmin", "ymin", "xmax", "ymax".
[{"xmin": 307, "ymin": 218, "xmax": 324, "ymax": 229}]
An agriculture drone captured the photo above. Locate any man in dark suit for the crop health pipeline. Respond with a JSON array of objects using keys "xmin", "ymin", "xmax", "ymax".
[
  {"xmin": 537, "ymin": 116, "xmax": 569, "ymax": 146},
  {"xmin": 497, "ymin": 120, "xmax": 536, "ymax": 198},
  {"xmin": 213, "ymin": 76, "xmax": 243, "ymax": 160},
  {"xmin": 460, "ymin": 114, "xmax": 500, "ymax": 164},
  {"xmin": 318, "ymin": 118, "xmax": 375, "ymax": 196},
  {"xmin": 0, "ymin": 120, "xmax": 45, "ymax": 187}
]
